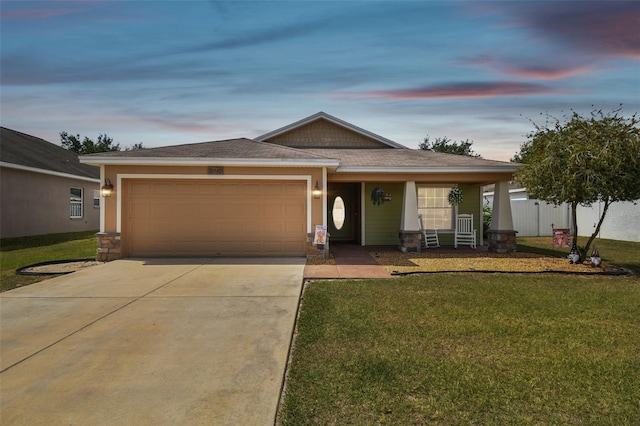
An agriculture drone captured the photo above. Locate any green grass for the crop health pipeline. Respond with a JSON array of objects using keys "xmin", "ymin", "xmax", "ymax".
[
  {"xmin": 518, "ymin": 236, "xmax": 640, "ymax": 273},
  {"xmin": 1, "ymin": 231, "xmax": 97, "ymax": 292},
  {"xmin": 280, "ymin": 274, "xmax": 640, "ymax": 425}
]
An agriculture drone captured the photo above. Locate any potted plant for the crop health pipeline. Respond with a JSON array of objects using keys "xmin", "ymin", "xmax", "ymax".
[
  {"xmin": 448, "ymin": 187, "xmax": 463, "ymax": 205},
  {"xmin": 371, "ymin": 187, "xmax": 386, "ymax": 206}
]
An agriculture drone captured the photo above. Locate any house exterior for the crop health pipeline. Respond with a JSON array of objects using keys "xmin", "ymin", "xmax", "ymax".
[
  {"xmin": 1, "ymin": 127, "xmax": 101, "ymax": 238},
  {"xmin": 80, "ymin": 112, "xmax": 519, "ymax": 260},
  {"xmin": 485, "ymin": 188, "xmax": 640, "ymax": 242}
]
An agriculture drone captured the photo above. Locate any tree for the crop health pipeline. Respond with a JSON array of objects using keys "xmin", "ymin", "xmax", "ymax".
[
  {"xmin": 419, "ymin": 135, "xmax": 482, "ymax": 158},
  {"xmin": 60, "ymin": 132, "xmax": 143, "ymax": 153},
  {"xmin": 514, "ymin": 108, "xmax": 640, "ymax": 262},
  {"xmin": 125, "ymin": 142, "xmax": 145, "ymax": 151}
]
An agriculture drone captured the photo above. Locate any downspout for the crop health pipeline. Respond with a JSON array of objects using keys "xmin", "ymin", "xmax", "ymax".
[{"xmin": 99, "ymin": 165, "xmax": 106, "ymax": 233}]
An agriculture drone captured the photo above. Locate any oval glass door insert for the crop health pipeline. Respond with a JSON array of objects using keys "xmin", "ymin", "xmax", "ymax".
[{"xmin": 332, "ymin": 196, "xmax": 346, "ymax": 230}]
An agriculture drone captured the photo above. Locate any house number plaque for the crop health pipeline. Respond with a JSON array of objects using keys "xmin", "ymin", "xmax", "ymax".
[{"xmin": 207, "ymin": 166, "xmax": 224, "ymax": 175}]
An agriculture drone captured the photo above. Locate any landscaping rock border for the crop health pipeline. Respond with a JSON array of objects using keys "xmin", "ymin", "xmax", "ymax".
[{"xmin": 16, "ymin": 259, "xmax": 103, "ymax": 276}]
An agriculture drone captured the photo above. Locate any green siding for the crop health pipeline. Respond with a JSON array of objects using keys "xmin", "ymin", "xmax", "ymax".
[
  {"xmin": 457, "ymin": 183, "xmax": 481, "ymax": 227},
  {"xmin": 364, "ymin": 182, "xmax": 404, "ymax": 245},
  {"xmin": 362, "ymin": 183, "xmax": 482, "ymax": 246}
]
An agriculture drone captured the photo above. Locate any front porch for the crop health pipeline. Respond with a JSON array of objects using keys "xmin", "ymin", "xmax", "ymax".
[{"xmin": 323, "ymin": 180, "xmax": 516, "ymax": 254}]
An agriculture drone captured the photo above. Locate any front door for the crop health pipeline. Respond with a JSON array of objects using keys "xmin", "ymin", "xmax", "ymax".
[{"xmin": 327, "ymin": 183, "xmax": 360, "ymax": 243}]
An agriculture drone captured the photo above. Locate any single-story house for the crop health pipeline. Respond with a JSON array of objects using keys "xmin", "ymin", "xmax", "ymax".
[
  {"xmin": 80, "ymin": 112, "xmax": 519, "ymax": 260},
  {"xmin": 484, "ymin": 187, "xmax": 640, "ymax": 242},
  {"xmin": 1, "ymin": 127, "xmax": 101, "ymax": 239}
]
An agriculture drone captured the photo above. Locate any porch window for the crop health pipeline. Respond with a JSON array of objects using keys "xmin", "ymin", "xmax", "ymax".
[
  {"xmin": 417, "ymin": 185, "xmax": 454, "ymax": 230},
  {"xmin": 70, "ymin": 187, "xmax": 83, "ymax": 218}
]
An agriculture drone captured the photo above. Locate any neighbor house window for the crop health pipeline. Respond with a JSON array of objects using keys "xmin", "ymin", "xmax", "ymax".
[
  {"xmin": 417, "ymin": 185, "xmax": 454, "ymax": 230},
  {"xmin": 70, "ymin": 187, "xmax": 83, "ymax": 218},
  {"xmin": 93, "ymin": 190, "xmax": 100, "ymax": 208}
]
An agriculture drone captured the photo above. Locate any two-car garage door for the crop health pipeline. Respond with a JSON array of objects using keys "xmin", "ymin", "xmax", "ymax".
[{"xmin": 124, "ymin": 179, "xmax": 307, "ymax": 257}]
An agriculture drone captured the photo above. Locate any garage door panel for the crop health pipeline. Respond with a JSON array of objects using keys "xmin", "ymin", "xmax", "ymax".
[{"xmin": 126, "ymin": 180, "xmax": 306, "ymax": 257}]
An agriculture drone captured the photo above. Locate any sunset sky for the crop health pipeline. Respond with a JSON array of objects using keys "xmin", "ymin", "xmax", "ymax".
[{"xmin": 1, "ymin": 1, "xmax": 638, "ymax": 161}]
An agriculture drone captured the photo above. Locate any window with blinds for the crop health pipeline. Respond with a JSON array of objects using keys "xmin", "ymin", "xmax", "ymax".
[{"xmin": 417, "ymin": 185, "xmax": 454, "ymax": 230}]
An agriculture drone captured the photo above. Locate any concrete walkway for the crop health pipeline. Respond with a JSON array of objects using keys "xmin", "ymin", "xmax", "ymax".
[
  {"xmin": 0, "ymin": 258, "xmax": 305, "ymax": 425},
  {"xmin": 303, "ymin": 244, "xmax": 393, "ymax": 279}
]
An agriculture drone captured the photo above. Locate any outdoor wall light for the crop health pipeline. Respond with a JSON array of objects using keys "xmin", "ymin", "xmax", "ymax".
[
  {"xmin": 312, "ymin": 180, "xmax": 322, "ymax": 199},
  {"xmin": 101, "ymin": 178, "xmax": 114, "ymax": 197}
]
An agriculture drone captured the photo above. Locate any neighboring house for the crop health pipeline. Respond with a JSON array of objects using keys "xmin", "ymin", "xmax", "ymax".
[
  {"xmin": 484, "ymin": 187, "xmax": 640, "ymax": 242},
  {"xmin": 80, "ymin": 112, "xmax": 519, "ymax": 259},
  {"xmin": 1, "ymin": 127, "xmax": 100, "ymax": 239}
]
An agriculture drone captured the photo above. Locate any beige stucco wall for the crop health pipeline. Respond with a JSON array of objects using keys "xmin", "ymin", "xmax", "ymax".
[{"xmin": 0, "ymin": 167, "xmax": 100, "ymax": 238}]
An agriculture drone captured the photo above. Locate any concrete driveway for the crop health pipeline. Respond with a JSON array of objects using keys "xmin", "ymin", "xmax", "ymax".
[{"xmin": 0, "ymin": 258, "xmax": 305, "ymax": 425}]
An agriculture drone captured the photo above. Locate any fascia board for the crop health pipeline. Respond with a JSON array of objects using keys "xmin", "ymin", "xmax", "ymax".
[
  {"xmin": 1, "ymin": 161, "xmax": 100, "ymax": 183},
  {"xmin": 336, "ymin": 166, "xmax": 520, "ymax": 173},
  {"xmin": 79, "ymin": 157, "xmax": 340, "ymax": 167}
]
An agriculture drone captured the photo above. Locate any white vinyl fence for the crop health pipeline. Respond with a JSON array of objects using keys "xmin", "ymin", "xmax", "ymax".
[
  {"xmin": 510, "ymin": 199, "xmax": 571, "ymax": 237},
  {"xmin": 577, "ymin": 201, "xmax": 640, "ymax": 242},
  {"xmin": 485, "ymin": 188, "xmax": 640, "ymax": 242}
]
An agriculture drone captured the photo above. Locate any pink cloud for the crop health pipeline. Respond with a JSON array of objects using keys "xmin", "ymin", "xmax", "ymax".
[
  {"xmin": 335, "ymin": 82, "xmax": 560, "ymax": 100},
  {"xmin": 458, "ymin": 53, "xmax": 594, "ymax": 81},
  {"xmin": 498, "ymin": 64, "xmax": 593, "ymax": 81}
]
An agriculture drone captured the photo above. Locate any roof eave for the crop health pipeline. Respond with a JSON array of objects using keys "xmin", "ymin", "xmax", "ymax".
[
  {"xmin": 336, "ymin": 166, "xmax": 520, "ymax": 173},
  {"xmin": 1, "ymin": 161, "xmax": 100, "ymax": 182},
  {"xmin": 79, "ymin": 156, "xmax": 340, "ymax": 168}
]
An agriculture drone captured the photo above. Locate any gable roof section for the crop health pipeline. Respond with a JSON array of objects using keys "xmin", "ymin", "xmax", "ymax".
[
  {"xmin": 256, "ymin": 112, "xmax": 407, "ymax": 149},
  {"xmin": 1, "ymin": 127, "xmax": 100, "ymax": 180},
  {"xmin": 80, "ymin": 138, "xmax": 340, "ymax": 167}
]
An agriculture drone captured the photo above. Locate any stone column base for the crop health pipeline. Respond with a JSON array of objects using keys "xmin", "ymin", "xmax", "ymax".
[
  {"xmin": 486, "ymin": 230, "xmax": 517, "ymax": 254},
  {"xmin": 307, "ymin": 232, "xmax": 330, "ymax": 260},
  {"xmin": 399, "ymin": 230, "xmax": 421, "ymax": 253},
  {"xmin": 96, "ymin": 232, "xmax": 121, "ymax": 262}
]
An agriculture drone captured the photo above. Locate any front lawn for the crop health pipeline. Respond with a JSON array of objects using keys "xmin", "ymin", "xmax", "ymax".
[
  {"xmin": 279, "ymin": 274, "xmax": 640, "ymax": 425},
  {"xmin": 0, "ymin": 231, "xmax": 97, "ymax": 292}
]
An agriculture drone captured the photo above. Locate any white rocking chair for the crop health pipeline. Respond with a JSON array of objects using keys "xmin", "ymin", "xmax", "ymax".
[
  {"xmin": 418, "ymin": 214, "xmax": 440, "ymax": 248},
  {"xmin": 455, "ymin": 214, "xmax": 477, "ymax": 249}
]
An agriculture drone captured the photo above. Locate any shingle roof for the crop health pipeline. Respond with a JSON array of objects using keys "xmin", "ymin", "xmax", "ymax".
[
  {"xmin": 1, "ymin": 127, "xmax": 100, "ymax": 179},
  {"xmin": 304, "ymin": 148, "xmax": 516, "ymax": 169},
  {"xmin": 82, "ymin": 138, "xmax": 335, "ymax": 161},
  {"xmin": 80, "ymin": 138, "xmax": 517, "ymax": 171}
]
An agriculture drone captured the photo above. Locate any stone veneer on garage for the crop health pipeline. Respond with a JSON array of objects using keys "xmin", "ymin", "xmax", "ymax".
[
  {"xmin": 97, "ymin": 231, "xmax": 328, "ymax": 261},
  {"xmin": 307, "ymin": 232, "xmax": 330, "ymax": 260},
  {"xmin": 96, "ymin": 232, "xmax": 122, "ymax": 261}
]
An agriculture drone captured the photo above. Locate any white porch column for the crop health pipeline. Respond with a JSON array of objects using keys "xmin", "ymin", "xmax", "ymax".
[
  {"xmin": 399, "ymin": 181, "xmax": 421, "ymax": 252},
  {"xmin": 490, "ymin": 181, "xmax": 514, "ymax": 230},
  {"xmin": 401, "ymin": 181, "xmax": 420, "ymax": 231},
  {"xmin": 488, "ymin": 181, "xmax": 517, "ymax": 253}
]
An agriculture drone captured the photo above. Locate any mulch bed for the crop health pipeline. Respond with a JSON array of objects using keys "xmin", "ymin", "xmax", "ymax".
[
  {"xmin": 306, "ymin": 250, "xmax": 625, "ymax": 274},
  {"xmin": 370, "ymin": 251, "xmax": 623, "ymax": 274}
]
